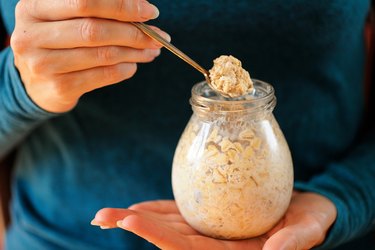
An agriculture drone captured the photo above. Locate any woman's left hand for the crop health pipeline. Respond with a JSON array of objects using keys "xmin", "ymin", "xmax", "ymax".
[{"xmin": 91, "ymin": 191, "xmax": 336, "ymax": 250}]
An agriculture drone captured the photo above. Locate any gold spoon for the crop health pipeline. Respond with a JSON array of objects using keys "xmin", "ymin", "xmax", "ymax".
[{"xmin": 132, "ymin": 22, "xmax": 230, "ymax": 97}]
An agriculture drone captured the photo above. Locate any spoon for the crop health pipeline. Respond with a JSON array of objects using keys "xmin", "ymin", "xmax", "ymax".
[{"xmin": 132, "ymin": 22, "xmax": 230, "ymax": 97}]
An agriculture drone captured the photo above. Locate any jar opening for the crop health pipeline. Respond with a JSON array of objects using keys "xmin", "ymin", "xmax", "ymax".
[{"xmin": 190, "ymin": 79, "xmax": 276, "ymax": 114}]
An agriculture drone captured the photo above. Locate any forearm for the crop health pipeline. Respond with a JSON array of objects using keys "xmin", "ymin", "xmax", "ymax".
[
  {"xmin": 295, "ymin": 126, "xmax": 375, "ymax": 249},
  {"xmin": 0, "ymin": 47, "xmax": 54, "ymax": 159}
]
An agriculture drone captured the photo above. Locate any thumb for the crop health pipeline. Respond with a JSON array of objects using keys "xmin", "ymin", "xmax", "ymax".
[{"xmin": 263, "ymin": 224, "xmax": 324, "ymax": 250}]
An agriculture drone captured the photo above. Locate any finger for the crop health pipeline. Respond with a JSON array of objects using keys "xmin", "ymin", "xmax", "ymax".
[
  {"xmin": 91, "ymin": 206, "xmax": 185, "ymax": 229},
  {"xmin": 37, "ymin": 47, "xmax": 160, "ymax": 74},
  {"xmin": 119, "ymin": 212, "xmax": 199, "ymax": 235},
  {"xmin": 117, "ymin": 214, "xmax": 189, "ymax": 250},
  {"xmin": 91, "ymin": 208, "xmax": 135, "ymax": 228},
  {"xmin": 263, "ymin": 224, "xmax": 324, "ymax": 250},
  {"xmin": 58, "ymin": 62, "xmax": 137, "ymax": 98},
  {"xmin": 20, "ymin": 62, "xmax": 137, "ymax": 114},
  {"xmin": 92, "ymin": 209, "xmax": 130, "ymax": 228},
  {"xmin": 19, "ymin": 0, "xmax": 159, "ymax": 22},
  {"xmin": 30, "ymin": 19, "xmax": 170, "ymax": 49},
  {"xmin": 129, "ymin": 200, "xmax": 180, "ymax": 214},
  {"xmin": 132, "ymin": 210, "xmax": 187, "ymax": 224}
]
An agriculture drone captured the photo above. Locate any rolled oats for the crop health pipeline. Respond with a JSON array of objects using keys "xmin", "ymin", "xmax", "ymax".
[
  {"xmin": 209, "ymin": 55, "xmax": 254, "ymax": 97},
  {"xmin": 172, "ymin": 80, "xmax": 293, "ymax": 240}
]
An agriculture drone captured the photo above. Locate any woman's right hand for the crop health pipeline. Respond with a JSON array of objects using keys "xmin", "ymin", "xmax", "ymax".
[{"xmin": 11, "ymin": 0, "xmax": 169, "ymax": 113}]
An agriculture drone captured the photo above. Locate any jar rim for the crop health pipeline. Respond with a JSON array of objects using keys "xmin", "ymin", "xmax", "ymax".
[{"xmin": 190, "ymin": 79, "xmax": 276, "ymax": 113}]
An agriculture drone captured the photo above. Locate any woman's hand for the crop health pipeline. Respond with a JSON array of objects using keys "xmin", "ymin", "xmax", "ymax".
[
  {"xmin": 91, "ymin": 191, "xmax": 337, "ymax": 250},
  {"xmin": 11, "ymin": 0, "xmax": 169, "ymax": 113}
]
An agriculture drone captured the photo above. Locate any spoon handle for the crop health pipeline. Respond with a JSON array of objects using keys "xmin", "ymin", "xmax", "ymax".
[{"xmin": 132, "ymin": 22, "xmax": 209, "ymax": 79}]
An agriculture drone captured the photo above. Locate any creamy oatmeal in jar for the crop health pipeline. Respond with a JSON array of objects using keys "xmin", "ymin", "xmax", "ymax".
[{"xmin": 172, "ymin": 80, "xmax": 293, "ymax": 239}]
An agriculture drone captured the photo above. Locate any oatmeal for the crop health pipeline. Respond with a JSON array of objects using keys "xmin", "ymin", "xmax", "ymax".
[
  {"xmin": 209, "ymin": 55, "xmax": 253, "ymax": 98},
  {"xmin": 172, "ymin": 80, "xmax": 293, "ymax": 239}
]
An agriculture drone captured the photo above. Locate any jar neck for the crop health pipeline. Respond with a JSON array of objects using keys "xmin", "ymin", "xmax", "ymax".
[{"xmin": 190, "ymin": 79, "xmax": 276, "ymax": 117}]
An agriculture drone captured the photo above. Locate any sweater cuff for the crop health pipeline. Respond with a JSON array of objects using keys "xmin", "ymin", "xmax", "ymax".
[{"xmin": 0, "ymin": 48, "xmax": 57, "ymax": 157}]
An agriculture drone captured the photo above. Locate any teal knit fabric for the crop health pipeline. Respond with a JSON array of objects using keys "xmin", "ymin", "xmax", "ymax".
[{"xmin": 1, "ymin": 1, "xmax": 374, "ymax": 249}]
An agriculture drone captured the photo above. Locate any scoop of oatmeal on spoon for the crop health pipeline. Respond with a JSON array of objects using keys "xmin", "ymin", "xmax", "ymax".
[
  {"xmin": 209, "ymin": 55, "xmax": 254, "ymax": 98},
  {"xmin": 132, "ymin": 23, "xmax": 253, "ymax": 98}
]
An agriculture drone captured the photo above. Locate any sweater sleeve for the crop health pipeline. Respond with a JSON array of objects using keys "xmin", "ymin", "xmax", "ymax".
[
  {"xmin": 294, "ymin": 123, "xmax": 375, "ymax": 249},
  {"xmin": 0, "ymin": 47, "xmax": 56, "ymax": 159}
]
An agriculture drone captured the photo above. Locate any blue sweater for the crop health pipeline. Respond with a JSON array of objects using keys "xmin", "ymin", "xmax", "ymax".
[{"xmin": 1, "ymin": 1, "xmax": 374, "ymax": 249}]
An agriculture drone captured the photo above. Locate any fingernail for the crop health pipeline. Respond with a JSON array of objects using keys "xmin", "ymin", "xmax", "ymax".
[
  {"xmin": 90, "ymin": 219, "xmax": 100, "ymax": 226},
  {"xmin": 149, "ymin": 49, "xmax": 161, "ymax": 56},
  {"xmin": 141, "ymin": 1, "xmax": 160, "ymax": 20},
  {"xmin": 91, "ymin": 219, "xmax": 112, "ymax": 229},
  {"xmin": 116, "ymin": 220, "xmax": 124, "ymax": 228},
  {"xmin": 150, "ymin": 27, "xmax": 171, "ymax": 43},
  {"xmin": 151, "ymin": 31, "xmax": 171, "ymax": 47},
  {"xmin": 162, "ymin": 32, "xmax": 171, "ymax": 42}
]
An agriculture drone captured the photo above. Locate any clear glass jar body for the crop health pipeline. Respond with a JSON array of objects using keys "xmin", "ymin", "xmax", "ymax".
[{"xmin": 172, "ymin": 80, "xmax": 293, "ymax": 240}]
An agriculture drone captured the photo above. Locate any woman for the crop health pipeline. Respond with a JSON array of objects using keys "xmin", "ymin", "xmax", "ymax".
[{"xmin": 1, "ymin": 0, "xmax": 374, "ymax": 249}]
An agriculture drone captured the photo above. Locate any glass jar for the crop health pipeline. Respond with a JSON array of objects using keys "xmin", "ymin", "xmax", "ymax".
[{"xmin": 172, "ymin": 80, "xmax": 293, "ymax": 240}]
